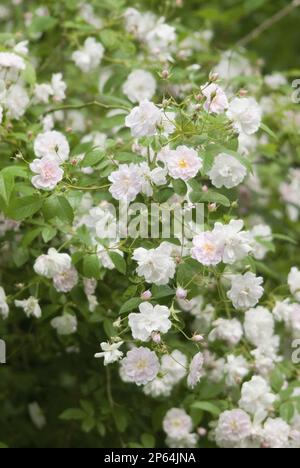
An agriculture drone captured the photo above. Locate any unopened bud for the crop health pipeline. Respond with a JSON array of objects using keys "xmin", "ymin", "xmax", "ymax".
[
  {"xmin": 197, "ymin": 427, "xmax": 207, "ymax": 437},
  {"xmin": 239, "ymin": 88, "xmax": 248, "ymax": 97},
  {"xmin": 176, "ymin": 287, "xmax": 187, "ymax": 300},
  {"xmin": 208, "ymin": 203, "xmax": 217, "ymax": 212},
  {"xmin": 209, "ymin": 71, "xmax": 219, "ymax": 82},
  {"xmin": 66, "ymin": 127, "xmax": 73, "ymax": 133},
  {"xmin": 192, "ymin": 334, "xmax": 204, "ymax": 343},
  {"xmin": 195, "ymin": 94, "xmax": 203, "ymax": 102},
  {"xmin": 161, "ymin": 69, "xmax": 170, "ymax": 80},
  {"xmin": 141, "ymin": 290, "xmax": 152, "ymax": 301},
  {"xmin": 202, "ymin": 185, "xmax": 209, "ymax": 192},
  {"xmin": 151, "ymin": 331, "xmax": 161, "ymax": 344}
]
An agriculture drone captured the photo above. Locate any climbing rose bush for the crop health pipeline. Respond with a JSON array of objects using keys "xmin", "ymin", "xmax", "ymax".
[{"xmin": 1, "ymin": 0, "xmax": 300, "ymax": 449}]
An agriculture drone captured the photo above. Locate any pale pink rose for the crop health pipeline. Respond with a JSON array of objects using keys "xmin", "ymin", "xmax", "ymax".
[
  {"xmin": 53, "ymin": 266, "xmax": 79, "ymax": 293},
  {"xmin": 201, "ymin": 83, "xmax": 228, "ymax": 114},
  {"xmin": 191, "ymin": 232, "xmax": 223, "ymax": 266},
  {"xmin": 167, "ymin": 146, "xmax": 202, "ymax": 181},
  {"xmin": 30, "ymin": 157, "xmax": 64, "ymax": 191}
]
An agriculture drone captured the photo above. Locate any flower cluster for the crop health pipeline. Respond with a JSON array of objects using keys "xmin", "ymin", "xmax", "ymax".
[{"xmin": 0, "ymin": 0, "xmax": 300, "ymax": 450}]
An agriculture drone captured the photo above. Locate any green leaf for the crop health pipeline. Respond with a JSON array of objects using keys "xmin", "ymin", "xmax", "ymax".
[
  {"xmin": 151, "ymin": 285, "xmax": 174, "ymax": 299},
  {"xmin": 80, "ymin": 400, "xmax": 95, "ymax": 417},
  {"xmin": 189, "ymin": 191, "xmax": 231, "ymax": 207},
  {"xmin": 280, "ymin": 402, "xmax": 294, "ymax": 422},
  {"xmin": 22, "ymin": 228, "xmax": 41, "ymax": 247},
  {"xmin": 109, "ymin": 252, "xmax": 126, "ymax": 274},
  {"xmin": 42, "ymin": 226, "xmax": 57, "ymax": 243},
  {"xmin": 120, "ymin": 297, "xmax": 142, "ymax": 314},
  {"xmin": 0, "ymin": 171, "xmax": 14, "ymax": 205},
  {"xmin": 56, "ymin": 196, "xmax": 74, "ymax": 224},
  {"xmin": 156, "ymin": 188, "xmax": 174, "ymax": 203},
  {"xmin": 43, "ymin": 196, "xmax": 74, "ymax": 223},
  {"xmin": 172, "ymin": 178, "xmax": 187, "ymax": 196},
  {"xmin": 261, "ymin": 123, "xmax": 278, "ymax": 141},
  {"xmin": 82, "ymin": 150, "xmax": 105, "ymax": 167},
  {"xmin": 271, "ymin": 368, "xmax": 285, "ymax": 393},
  {"xmin": 81, "ymin": 417, "xmax": 95, "ymax": 433},
  {"xmin": 22, "ymin": 62, "xmax": 36, "ymax": 86},
  {"xmin": 191, "ymin": 401, "xmax": 222, "ymax": 416},
  {"xmin": 83, "ymin": 254, "xmax": 101, "ymax": 280},
  {"xmin": 13, "ymin": 247, "xmax": 29, "ymax": 267},
  {"xmin": 59, "ymin": 408, "xmax": 86, "ymax": 421},
  {"xmin": 8, "ymin": 196, "xmax": 43, "ymax": 221},
  {"xmin": 29, "ymin": 16, "xmax": 58, "ymax": 35},
  {"xmin": 273, "ymin": 233, "xmax": 297, "ymax": 245}
]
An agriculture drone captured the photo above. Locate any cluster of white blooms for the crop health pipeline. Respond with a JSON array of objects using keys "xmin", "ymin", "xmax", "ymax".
[
  {"xmin": 128, "ymin": 303, "xmax": 171, "ymax": 341},
  {"xmin": 124, "ymin": 8, "xmax": 177, "ymax": 61},
  {"xmin": 108, "ymin": 160, "xmax": 167, "ymax": 202},
  {"xmin": 34, "ymin": 73, "xmax": 66, "ymax": 104},
  {"xmin": 0, "ymin": 49, "xmax": 30, "ymax": 122},
  {"xmin": 2, "ymin": 0, "xmax": 300, "ymax": 450},
  {"xmin": 34, "ymin": 248, "xmax": 78, "ymax": 294},
  {"xmin": 30, "ymin": 131, "xmax": 70, "ymax": 190},
  {"xmin": 192, "ymin": 219, "xmax": 252, "ymax": 266},
  {"xmin": 133, "ymin": 243, "xmax": 176, "ymax": 285},
  {"xmin": 163, "ymin": 408, "xmax": 198, "ymax": 448},
  {"xmin": 143, "ymin": 350, "xmax": 187, "ymax": 397},
  {"xmin": 72, "ymin": 37, "xmax": 105, "ymax": 73}
]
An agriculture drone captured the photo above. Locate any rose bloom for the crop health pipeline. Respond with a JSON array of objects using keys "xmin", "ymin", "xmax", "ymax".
[
  {"xmin": 94, "ymin": 341, "xmax": 124, "ymax": 366},
  {"xmin": 239, "ymin": 376, "xmax": 276, "ymax": 417},
  {"xmin": 167, "ymin": 146, "xmax": 202, "ymax": 180},
  {"xmin": 0, "ymin": 52, "xmax": 25, "ymax": 70},
  {"xmin": 133, "ymin": 243, "xmax": 176, "ymax": 285},
  {"xmin": 34, "ymin": 131, "xmax": 70, "ymax": 163},
  {"xmin": 187, "ymin": 352, "xmax": 204, "ymax": 388},
  {"xmin": 208, "ymin": 153, "xmax": 247, "ymax": 189},
  {"xmin": 51, "ymin": 313, "xmax": 78, "ymax": 336},
  {"xmin": 226, "ymin": 97, "xmax": 262, "ymax": 135},
  {"xmin": 128, "ymin": 302, "xmax": 171, "ymax": 342},
  {"xmin": 227, "ymin": 272, "xmax": 264, "ymax": 310},
  {"xmin": 163, "ymin": 408, "xmax": 193, "ymax": 440},
  {"xmin": 122, "ymin": 69, "xmax": 156, "ymax": 103},
  {"xmin": 34, "ymin": 248, "xmax": 72, "ymax": 279},
  {"xmin": 0, "ymin": 287, "xmax": 9, "ymax": 319},
  {"xmin": 288, "ymin": 267, "xmax": 300, "ymax": 301},
  {"xmin": 201, "ymin": 83, "xmax": 228, "ymax": 114},
  {"xmin": 125, "ymin": 100, "xmax": 162, "ymax": 137},
  {"xmin": 30, "ymin": 157, "xmax": 64, "ymax": 191},
  {"xmin": 120, "ymin": 347, "xmax": 159, "ymax": 386},
  {"xmin": 215, "ymin": 409, "xmax": 252, "ymax": 448},
  {"xmin": 191, "ymin": 231, "xmax": 223, "ymax": 266},
  {"xmin": 108, "ymin": 163, "xmax": 142, "ymax": 202},
  {"xmin": 15, "ymin": 297, "xmax": 41, "ymax": 318},
  {"xmin": 53, "ymin": 266, "xmax": 79, "ymax": 293}
]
